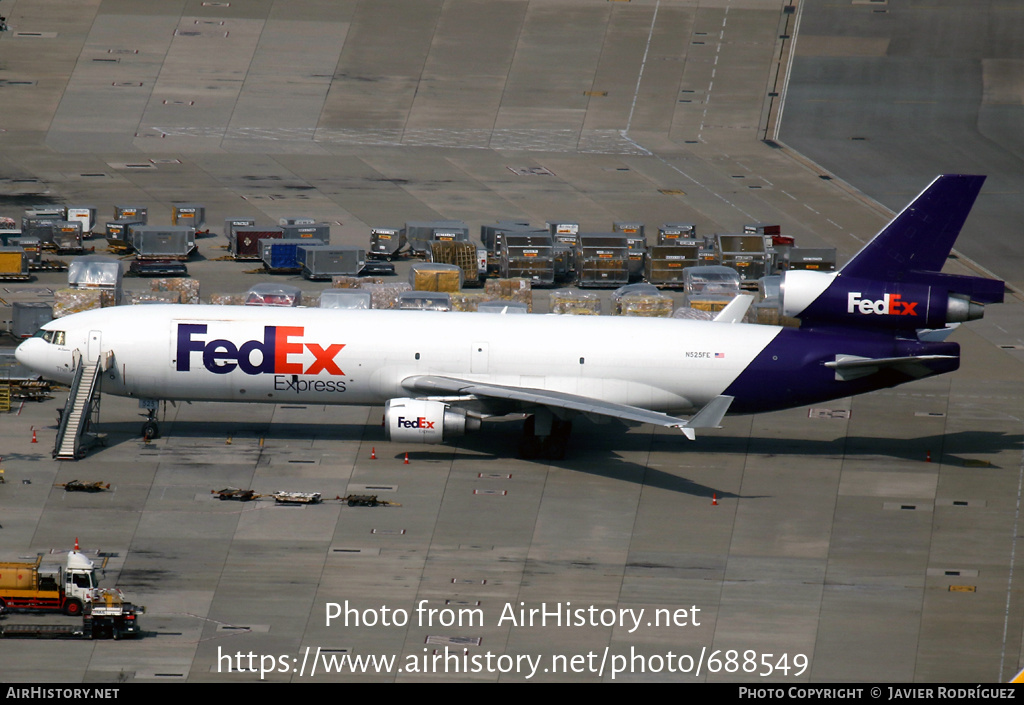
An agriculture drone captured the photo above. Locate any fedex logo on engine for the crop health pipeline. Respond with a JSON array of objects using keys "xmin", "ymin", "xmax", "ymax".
[
  {"xmin": 397, "ymin": 416, "xmax": 435, "ymax": 429},
  {"xmin": 176, "ymin": 324, "xmax": 345, "ymax": 376},
  {"xmin": 847, "ymin": 292, "xmax": 918, "ymax": 316}
]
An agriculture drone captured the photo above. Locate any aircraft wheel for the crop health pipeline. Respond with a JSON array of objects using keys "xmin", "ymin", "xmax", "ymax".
[{"xmin": 142, "ymin": 421, "xmax": 159, "ymax": 440}]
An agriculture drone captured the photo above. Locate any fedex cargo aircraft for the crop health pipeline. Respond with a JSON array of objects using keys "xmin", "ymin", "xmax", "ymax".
[{"xmin": 15, "ymin": 175, "xmax": 1004, "ymax": 458}]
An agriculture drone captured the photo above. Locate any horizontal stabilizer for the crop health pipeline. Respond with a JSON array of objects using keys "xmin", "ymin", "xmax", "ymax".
[
  {"xmin": 713, "ymin": 295, "xmax": 754, "ymax": 324},
  {"xmin": 825, "ymin": 354, "xmax": 958, "ymax": 381}
]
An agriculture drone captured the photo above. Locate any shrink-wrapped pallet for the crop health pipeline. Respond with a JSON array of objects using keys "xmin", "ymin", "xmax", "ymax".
[
  {"xmin": 409, "ymin": 262, "xmax": 463, "ymax": 293},
  {"xmin": 484, "ymin": 278, "xmax": 533, "ymax": 312},
  {"xmin": 549, "ymin": 289, "xmax": 601, "ymax": 315},
  {"xmin": 450, "ymin": 292, "xmax": 490, "ymax": 312},
  {"xmin": 53, "ymin": 288, "xmax": 105, "ymax": 318},
  {"xmin": 150, "ymin": 277, "xmax": 200, "ymax": 304},
  {"xmin": 125, "ymin": 290, "xmax": 182, "ymax": 305},
  {"xmin": 301, "ymin": 291, "xmax": 321, "ymax": 308},
  {"xmin": 361, "ymin": 281, "xmax": 411, "ymax": 310},
  {"xmin": 672, "ymin": 306, "xmax": 714, "ymax": 321},
  {"xmin": 618, "ymin": 294, "xmax": 674, "ymax": 318},
  {"xmin": 209, "ymin": 293, "xmax": 247, "ymax": 306},
  {"xmin": 331, "ymin": 276, "xmax": 363, "ymax": 289},
  {"xmin": 321, "ymin": 289, "xmax": 372, "ymax": 309}
]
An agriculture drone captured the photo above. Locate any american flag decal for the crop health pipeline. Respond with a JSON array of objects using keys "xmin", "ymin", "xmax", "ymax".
[{"xmin": 715, "ymin": 352, "xmax": 725, "ymax": 358}]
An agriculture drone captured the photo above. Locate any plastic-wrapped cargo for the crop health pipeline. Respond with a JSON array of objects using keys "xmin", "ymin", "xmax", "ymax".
[
  {"xmin": 0, "ymin": 246, "xmax": 29, "ymax": 279},
  {"xmin": 301, "ymin": 291, "xmax": 321, "ymax": 308},
  {"xmin": 682, "ymin": 265, "xmax": 741, "ymax": 296},
  {"xmin": 244, "ymin": 283, "xmax": 302, "ymax": 307},
  {"xmin": 232, "ymin": 227, "xmax": 283, "ymax": 260},
  {"xmin": 125, "ymin": 290, "xmax": 182, "ymax": 305},
  {"xmin": 409, "ymin": 262, "xmax": 463, "ymax": 293},
  {"xmin": 298, "ymin": 244, "xmax": 364, "ymax": 280},
  {"xmin": 672, "ymin": 306, "xmax": 714, "ymax": 321},
  {"xmin": 12, "ymin": 302, "xmax": 52, "ymax": 338},
  {"xmin": 611, "ymin": 284, "xmax": 662, "ymax": 314},
  {"xmin": 68, "ymin": 255, "xmax": 122, "ymax": 304},
  {"xmin": 484, "ymin": 277, "xmax": 533, "ymax": 312},
  {"xmin": 477, "ymin": 300, "xmax": 529, "ymax": 314},
  {"xmin": 331, "ymin": 276, "xmax": 363, "ymax": 289},
  {"xmin": 210, "ymin": 293, "xmax": 247, "ymax": 306},
  {"xmin": 361, "ymin": 281, "xmax": 411, "ymax": 309},
  {"xmin": 320, "ymin": 289, "xmax": 372, "ymax": 309},
  {"xmin": 53, "ymin": 288, "xmax": 107, "ymax": 318},
  {"xmin": 151, "ymin": 277, "xmax": 200, "ymax": 304},
  {"xmin": 398, "ymin": 291, "xmax": 452, "ymax": 312},
  {"xmin": 130, "ymin": 225, "xmax": 196, "ymax": 260},
  {"xmin": 550, "ymin": 289, "xmax": 601, "ymax": 315},
  {"xmin": 450, "ymin": 292, "xmax": 490, "ymax": 312},
  {"xmin": 618, "ymin": 294, "xmax": 674, "ymax": 317},
  {"xmin": 262, "ymin": 238, "xmax": 323, "ymax": 272}
]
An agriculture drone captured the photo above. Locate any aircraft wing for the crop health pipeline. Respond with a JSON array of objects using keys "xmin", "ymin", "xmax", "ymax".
[{"xmin": 402, "ymin": 375, "xmax": 733, "ymax": 440}]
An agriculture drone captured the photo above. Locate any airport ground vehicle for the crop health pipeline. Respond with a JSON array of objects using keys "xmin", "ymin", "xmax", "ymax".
[{"xmin": 0, "ymin": 546, "xmax": 97, "ymax": 616}]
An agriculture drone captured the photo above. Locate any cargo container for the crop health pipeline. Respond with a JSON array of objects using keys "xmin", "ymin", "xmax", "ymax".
[
  {"xmin": 223, "ymin": 217, "xmax": 257, "ymax": 243},
  {"xmin": 403, "ymin": 220, "xmax": 469, "ymax": 256},
  {"xmin": 172, "ymin": 203, "xmax": 206, "ymax": 230},
  {"xmin": 682, "ymin": 265, "xmax": 741, "ymax": 297},
  {"xmin": 658, "ymin": 223, "xmax": 697, "ymax": 245},
  {"xmin": 369, "ymin": 227, "xmax": 406, "ymax": 260},
  {"xmin": 12, "ymin": 302, "xmax": 54, "ymax": 338},
  {"xmin": 66, "ymin": 207, "xmax": 97, "ymax": 237},
  {"xmin": 398, "ymin": 291, "xmax": 452, "ymax": 312},
  {"xmin": 575, "ymin": 233, "xmax": 630, "ymax": 288},
  {"xmin": 0, "ymin": 246, "xmax": 29, "ymax": 281},
  {"xmin": 780, "ymin": 247, "xmax": 837, "ymax": 272},
  {"xmin": 481, "ymin": 221, "xmax": 532, "ymax": 255},
  {"xmin": 279, "ymin": 216, "xmax": 316, "ymax": 227},
  {"xmin": 262, "ymin": 238, "xmax": 324, "ymax": 272},
  {"xmin": 645, "ymin": 243, "xmax": 702, "ymax": 287},
  {"xmin": 67, "ymin": 255, "xmax": 123, "ymax": 305},
  {"xmin": 550, "ymin": 289, "xmax": 601, "ymax": 315},
  {"xmin": 320, "ymin": 289, "xmax": 372, "ymax": 310},
  {"xmin": 52, "ymin": 221, "xmax": 84, "ymax": 253},
  {"xmin": 431, "ymin": 240, "xmax": 482, "ymax": 285},
  {"xmin": 21, "ymin": 218, "xmax": 56, "ymax": 247},
  {"xmin": 282, "ymin": 223, "xmax": 330, "ymax": 242},
  {"xmin": 114, "ymin": 205, "xmax": 147, "ymax": 223},
  {"xmin": 244, "ymin": 283, "xmax": 301, "ymax": 307},
  {"xmin": 130, "ymin": 225, "xmax": 196, "ymax": 260},
  {"xmin": 105, "ymin": 218, "xmax": 144, "ymax": 246},
  {"xmin": 714, "ymin": 234, "xmax": 769, "ymax": 284},
  {"xmin": 7, "ymin": 237, "xmax": 41, "ymax": 266},
  {"xmin": 299, "ymin": 244, "xmax": 365, "ymax": 280},
  {"xmin": 232, "ymin": 228, "xmax": 284, "ymax": 260},
  {"xmin": 499, "ymin": 233, "xmax": 555, "ymax": 286}
]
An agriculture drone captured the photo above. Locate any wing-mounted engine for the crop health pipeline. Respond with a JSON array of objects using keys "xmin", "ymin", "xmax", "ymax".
[
  {"xmin": 780, "ymin": 270, "xmax": 998, "ymax": 330},
  {"xmin": 384, "ymin": 398, "xmax": 481, "ymax": 444}
]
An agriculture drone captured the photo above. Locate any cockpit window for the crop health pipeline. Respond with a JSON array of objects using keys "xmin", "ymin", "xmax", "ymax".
[{"xmin": 33, "ymin": 329, "xmax": 65, "ymax": 346}]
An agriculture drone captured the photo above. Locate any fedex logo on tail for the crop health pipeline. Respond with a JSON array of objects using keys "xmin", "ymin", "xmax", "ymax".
[
  {"xmin": 847, "ymin": 292, "xmax": 918, "ymax": 316},
  {"xmin": 176, "ymin": 324, "xmax": 345, "ymax": 376}
]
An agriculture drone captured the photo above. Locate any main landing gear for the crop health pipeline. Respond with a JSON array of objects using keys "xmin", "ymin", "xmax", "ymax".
[{"xmin": 519, "ymin": 409, "xmax": 572, "ymax": 460}]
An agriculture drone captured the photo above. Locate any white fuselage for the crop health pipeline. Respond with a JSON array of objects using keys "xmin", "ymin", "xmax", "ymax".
[{"xmin": 16, "ymin": 305, "xmax": 782, "ymax": 416}]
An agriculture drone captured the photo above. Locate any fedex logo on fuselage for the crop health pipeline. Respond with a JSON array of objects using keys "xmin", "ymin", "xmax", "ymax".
[
  {"xmin": 398, "ymin": 416, "xmax": 435, "ymax": 429},
  {"xmin": 176, "ymin": 324, "xmax": 345, "ymax": 376},
  {"xmin": 847, "ymin": 292, "xmax": 918, "ymax": 316}
]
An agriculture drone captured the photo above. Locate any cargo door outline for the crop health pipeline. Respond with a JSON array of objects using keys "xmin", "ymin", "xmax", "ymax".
[
  {"xmin": 87, "ymin": 330, "xmax": 102, "ymax": 363},
  {"xmin": 471, "ymin": 342, "xmax": 488, "ymax": 374}
]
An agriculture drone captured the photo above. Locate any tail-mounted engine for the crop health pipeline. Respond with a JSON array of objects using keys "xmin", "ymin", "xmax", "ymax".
[
  {"xmin": 780, "ymin": 270, "xmax": 1002, "ymax": 330},
  {"xmin": 384, "ymin": 399, "xmax": 481, "ymax": 444}
]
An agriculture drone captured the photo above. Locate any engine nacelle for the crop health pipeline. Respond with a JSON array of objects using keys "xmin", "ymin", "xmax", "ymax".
[
  {"xmin": 780, "ymin": 270, "xmax": 987, "ymax": 329},
  {"xmin": 384, "ymin": 398, "xmax": 480, "ymax": 444}
]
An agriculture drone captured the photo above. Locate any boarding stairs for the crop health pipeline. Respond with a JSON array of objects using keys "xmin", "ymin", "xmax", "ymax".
[{"xmin": 54, "ymin": 351, "xmax": 111, "ymax": 460}]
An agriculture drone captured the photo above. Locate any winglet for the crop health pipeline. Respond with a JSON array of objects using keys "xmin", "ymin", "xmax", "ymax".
[
  {"xmin": 679, "ymin": 395, "xmax": 734, "ymax": 440},
  {"xmin": 713, "ymin": 295, "xmax": 754, "ymax": 324}
]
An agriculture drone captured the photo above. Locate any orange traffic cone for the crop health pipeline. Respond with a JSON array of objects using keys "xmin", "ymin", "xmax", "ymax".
[
  {"xmin": 926, "ymin": 450, "xmax": 932, "ymax": 463},
  {"xmin": 31, "ymin": 428, "xmax": 37, "ymax": 443},
  {"xmin": 404, "ymin": 453, "xmax": 409, "ymax": 465},
  {"xmin": 712, "ymin": 493, "xmax": 718, "ymax": 506},
  {"xmin": 371, "ymin": 447, "xmax": 377, "ymax": 460}
]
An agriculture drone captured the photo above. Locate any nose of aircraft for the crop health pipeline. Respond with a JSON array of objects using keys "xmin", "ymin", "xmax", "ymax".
[{"xmin": 14, "ymin": 337, "xmax": 44, "ymax": 373}]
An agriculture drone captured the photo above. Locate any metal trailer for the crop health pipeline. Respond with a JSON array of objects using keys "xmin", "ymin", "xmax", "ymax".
[
  {"xmin": 714, "ymin": 234, "xmax": 770, "ymax": 285},
  {"xmin": 397, "ymin": 291, "xmax": 452, "ymax": 311},
  {"xmin": 130, "ymin": 226, "xmax": 196, "ymax": 260},
  {"xmin": 658, "ymin": 223, "xmax": 697, "ymax": 245},
  {"xmin": 369, "ymin": 227, "xmax": 406, "ymax": 261},
  {"xmin": 172, "ymin": 203, "xmax": 206, "ymax": 230},
  {"xmin": 0, "ymin": 247, "xmax": 29, "ymax": 281},
  {"xmin": 66, "ymin": 207, "xmax": 97, "ymax": 237},
  {"xmin": 232, "ymin": 227, "xmax": 284, "ymax": 260},
  {"xmin": 431, "ymin": 240, "xmax": 482, "ymax": 286},
  {"xmin": 7, "ymin": 237, "xmax": 41, "ymax": 266},
  {"xmin": 499, "ymin": 233, "xmax": 556, "ymax": 286},
  {"xmin": 780, "ymin": 246, "xmax": 837, "ymax": 272},
  {"xmin": 645, "ymin": 244, "xmax": 702, "ymax": 287},
  {"xmin": 12, "ymin": 302, "xmax": 53, "ymax": 338},
  {"xmin": 52, "ymin": 221, "xmax": 84, "ymax": 254},
  {"xmin": 261, "ymin": 238, "xmax": 324, "ymax": 272},
  {"xmin": 114, "ymin": 205, "xmax": 147, "ymax": 223},
  {"xmin": 402, "ymin": 220, "xmax": 469, "ymax": 256},
  {"xmin": 575, "ymin": 233, "xmax": 630, "ymax": 288},
  {"xmin": 282, "ymin": 223, "xmax": 330, "ymax": 242},
  {"xmin": 299, "ymin": 244, "xmax": 365, "ymax": 280}
]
